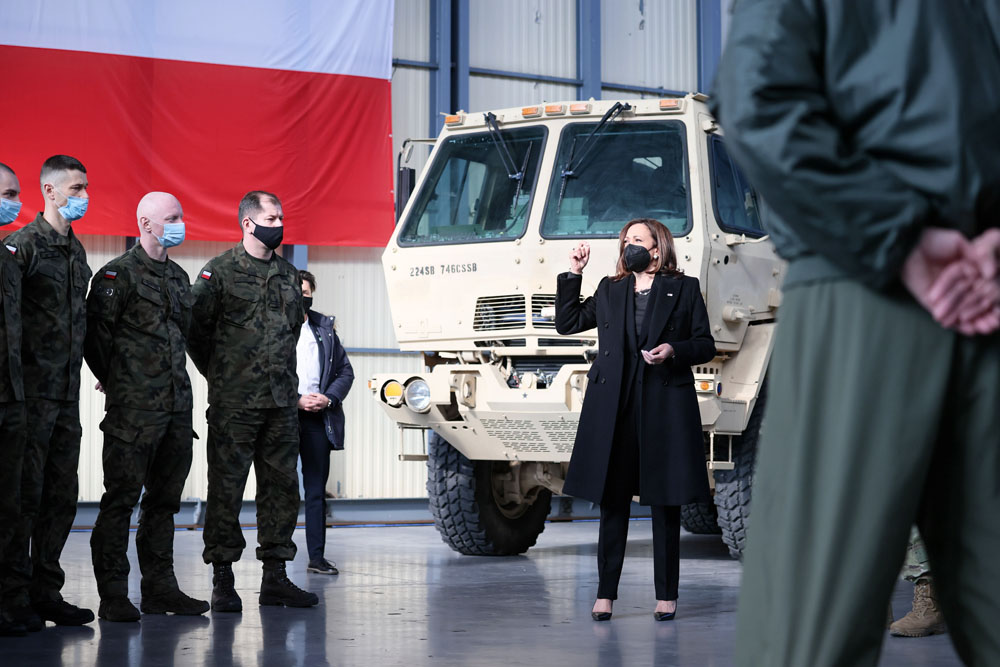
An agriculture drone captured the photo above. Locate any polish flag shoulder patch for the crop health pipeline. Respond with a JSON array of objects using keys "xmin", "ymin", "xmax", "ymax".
[
  {"xmin": 104, "ymin": 270, "xmax": 117, "ymax": 280},
  {"xmin": 5, "ymin": 244, "xmax": 15, "ymax": 254},
  {"xmin": 200, "ymin": 270, "xmax": 213, "ymax": 280}
]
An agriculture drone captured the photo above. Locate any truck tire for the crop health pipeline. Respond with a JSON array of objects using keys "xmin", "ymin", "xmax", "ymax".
[
  {"xmin": 680, "ymin": 502, "xmax": 722, "ymax": 535},
  {"xmin": 713, "ymin": 383, "xmax": 767, "ymax": 560},
  {"xmin": 426, "ymin": 431, "xmax": 551, "ymax": 556}
]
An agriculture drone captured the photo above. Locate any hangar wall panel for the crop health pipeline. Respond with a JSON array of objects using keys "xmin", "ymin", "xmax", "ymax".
[
  {"xmin": 469, "ymin": 0, "xmax": 577, "ymax": 78},
  {"xmin": 307, "ymin": 245, "xmax": 428, "ymax": 499},
  {"xmin": 601, "ymin": 0, "xmax": 698, "ymax": 93},
  {"xmin": 392, "ymin": 0, "xmax": 433, "ymax": 176},
  {"xmin": 469, "ymin": 76, "xmax": 577, "ymax": 114}
]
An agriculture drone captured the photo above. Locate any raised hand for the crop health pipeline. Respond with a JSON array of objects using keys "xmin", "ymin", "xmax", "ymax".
[{"xmin": 569, "ymin": 241, "xmax": 591, "ymax": 274}]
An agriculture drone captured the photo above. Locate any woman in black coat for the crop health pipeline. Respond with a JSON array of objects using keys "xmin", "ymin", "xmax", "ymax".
[
  {"xmin": 555, "ymin": 218, "xmax": 716, "ymax": 622},
  {"xmin": 296, "ymin": 270, "xmax": 355, "ymax": 576}
]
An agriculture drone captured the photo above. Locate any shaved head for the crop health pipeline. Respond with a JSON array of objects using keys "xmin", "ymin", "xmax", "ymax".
[{"xmin": 137, "ymin": 191, "xmax": 180, "ymax": 223}]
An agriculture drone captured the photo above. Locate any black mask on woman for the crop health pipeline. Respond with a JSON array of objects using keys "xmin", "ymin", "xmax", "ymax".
[
  {"xmin": 624, "ymin": 243, "xmax": 652, "ymax": 273},
  {"xmin": 302, "ymin": 296, "xmax": 313, "ymax": 311},
  {"xmin": 249, "ymin": 218, "xmax": 284, "ymax": 250}
]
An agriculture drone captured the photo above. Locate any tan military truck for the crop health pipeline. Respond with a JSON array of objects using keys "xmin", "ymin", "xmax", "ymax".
[{"xmin": 370, "ymin": 94, "xmax": 783, "ymax": 559}]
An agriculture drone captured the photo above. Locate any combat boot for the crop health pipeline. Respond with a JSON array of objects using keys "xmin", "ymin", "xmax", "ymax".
[
  {"xmin": 211, "ymin": 562, "xmax": 243, "ymax": 613},
  {"xmin": 141, "ymin": 588, "xmax": 210, "ymax": 616},
  {"xmin": 98, "ymin": 597, "xmax": 141, "ymax": 622},
  {"xmin": 889, "ymin": 577, "xmax": 947, "ymax": 637},
  {"xmin": 259, "ymin": 560, "xmax": 319, "ymax": 608}
]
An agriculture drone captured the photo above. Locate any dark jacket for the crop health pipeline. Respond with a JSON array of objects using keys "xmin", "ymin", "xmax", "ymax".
[
  {"xmin": 556, "ymin": 271, "xmax": 716, "ymax": 506},
  {"xmin": 301, "ymin": 310, "xmax": 354, "ymax": 449},
  {"xmin": 710, "ymin": 0, "xmax": 1000, "ymax": 288},
  {"xmin": 84, "ymin": 243, "xmax": 194, "ymax": 412},
  {"xmin": 188, "ymin": 244, "xmax": 303, "ymax": 408},
  {"xmin": 5, "ymin": 214, "xmax": 90, "ymax": 400}
]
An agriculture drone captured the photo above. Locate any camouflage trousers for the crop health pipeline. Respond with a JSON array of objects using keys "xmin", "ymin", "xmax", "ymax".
[
  {"xmin": 90, "ymin": 406, "xmax": 193, "ymax": 598},
  {"xmin": 202, "ymin": 405, "xmax": 300, "ymax": 564},
  {"xmin": 1, "ymin": 398, "xmax": 82, "ymax": 606},
  {"xmin": 0, "ymin": 402, "xmax": 26, "ymax": 566},
  {"xmin": 900, "ymin": 525, "xmax": 931, "ymax": 583}
]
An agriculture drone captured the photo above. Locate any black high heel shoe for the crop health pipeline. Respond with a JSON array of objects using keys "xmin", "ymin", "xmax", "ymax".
[
  {"xmin": 592, "ymin": 600, "xmax": 613, "ymax": 621},
  {"xmin": 654, "ymin": 603, "xmax": 677, "ymax": 621}
]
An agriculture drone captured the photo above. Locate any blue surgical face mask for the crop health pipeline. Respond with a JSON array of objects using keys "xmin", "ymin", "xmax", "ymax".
[
  {"xmin": 157, "ymin": 222, "xmax": 185, "ymax": 248},
  {"xmin": 56, "ymin": 190, "xmax": 88, "ymax": 221},
  {"xmin": 0, "ymin": 198, "xmax": 21, "ymax": 225}
]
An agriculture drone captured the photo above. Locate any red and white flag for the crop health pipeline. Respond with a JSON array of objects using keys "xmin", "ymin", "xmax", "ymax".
[{"xmin": 0, "ymin": 0, "xmax": 395, "ymax": 246}]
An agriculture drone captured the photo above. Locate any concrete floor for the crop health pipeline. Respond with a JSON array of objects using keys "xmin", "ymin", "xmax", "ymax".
[{"xmin": 1, "ymin": 520, "xmax": 961, "ymax": 666}]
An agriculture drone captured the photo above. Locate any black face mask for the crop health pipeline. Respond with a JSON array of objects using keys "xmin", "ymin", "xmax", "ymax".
[
  {"xmin": 302, "ymin": 296, "xmax": 313, "ymax": 311},
  {"xmin": 249, "ymin": 218, "xmax": 284, "ymax": 250},
  {"xmin": 623, "ymin": 243, "xmax": 652, "ymax": 273}
]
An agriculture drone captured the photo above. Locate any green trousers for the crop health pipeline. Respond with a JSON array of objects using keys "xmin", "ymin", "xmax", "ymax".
[
  {"xmin": 202, "ymin": 405, "xmax": 300, "ymax": 564},
  {"xmin": 90, "ymin": 406, "xmax": 193, "ymax": 598},
  {"xmin": 735, "ymin": 279, "xmax": 1000, "ymax": 667}
]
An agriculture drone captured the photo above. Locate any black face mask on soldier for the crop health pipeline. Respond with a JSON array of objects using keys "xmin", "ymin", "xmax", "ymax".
[
  {"xmin": 302, "ymin": 296, "xmax": 313, "ymax": 311},
  {"xmin": 624, "ymin": 243, "xmax": 652, "ymax": 273},
  {"xmin": 248, "ymin": 218, "xmax": 284, "ymax": 250}
]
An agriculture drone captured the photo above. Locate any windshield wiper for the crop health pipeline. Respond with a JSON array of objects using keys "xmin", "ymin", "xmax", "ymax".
[
  {"xmin": 484, "ymin": 112, "xmax": 522, "ymax": 181},
  {"xmin": 556, "ymin": 101, "xmax": 632, "ymax": 212}
]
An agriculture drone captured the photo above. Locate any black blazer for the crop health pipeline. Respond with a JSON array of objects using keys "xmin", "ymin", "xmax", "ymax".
[
  {"xmin": 303, "ymin": 310, "xmax": 355, "ymax": 450},
  {"xmin": 555, "ymin": 271, "xmax": 716, "ymax": 506}
]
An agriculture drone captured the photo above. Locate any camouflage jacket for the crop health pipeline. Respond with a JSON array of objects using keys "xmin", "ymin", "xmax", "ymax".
[
  {"xmin": 5, "ymin": 214, "xmax": 90, "ymax": 400},
  {"xmin": 85, "ymin": 243, "xmax": 194, "ymax": 412},
  {"xmin": 188, "ymin": 243, "xmax": 303, "ymax": 408},
  {"xmin": 0, "ymin": 244, "xmax": 23, "ymax": 402}
]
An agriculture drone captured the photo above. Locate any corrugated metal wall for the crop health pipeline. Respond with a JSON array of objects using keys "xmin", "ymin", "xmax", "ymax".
[
  {"xmin": 601, "ymin": 0, "xmax": 698, "ymax": 95},
  {"xmin": 70, "ymin": 0, "xmax": 704, "ymax": 503}
]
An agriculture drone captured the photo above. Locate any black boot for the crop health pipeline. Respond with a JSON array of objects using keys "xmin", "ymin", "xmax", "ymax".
[
  {"xmin": 34, "ymin": 599, "xmax": 95, "ymax": 626},
  {"xmin": 141, "ymin": 588, "xmax": 210, "ymax": 616},
  {"xmin": 98, "ymin": 597, "xmax": 141, "ymax": 622},
  {"xmin": 211, "ymin": 562, "xmax": 242, "ymax": 613},
  {"xmin": 259, "ymin": 561, "xmax": 319, "ymax": 608},
  {"xmin": 7, "ymin": 605, "xmax": 43, "ymax": 632},
  {"xmin": 0, "ymin": 612, "xmax": 26, "ymax": 637}
]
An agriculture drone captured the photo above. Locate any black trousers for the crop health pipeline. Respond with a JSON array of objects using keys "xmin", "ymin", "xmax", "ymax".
[
  {"xmin": 298, "ymin": 411, "xmax": 331, "ymax": 563},
  {"xmin": 596, "ymin": 401, "xmax": 681, "ymax": 601}
]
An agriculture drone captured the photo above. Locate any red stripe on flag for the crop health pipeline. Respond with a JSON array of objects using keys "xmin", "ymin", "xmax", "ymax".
[{"xmin": 0, "ymin": 46, "xmax": 394, "ymax": 247}]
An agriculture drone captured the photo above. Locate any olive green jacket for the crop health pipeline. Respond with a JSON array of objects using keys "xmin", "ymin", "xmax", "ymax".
[
  {"xmin": 710, "ymin": 0, "xmax": 1000, "ymax": 288},
  {"xmin": 85, "ymin": 243, "xmax": 194, "ymax": 412},
  {"xmin": 5, "ymin": 214, "xmax": 90, "ymax": 399},
  {"xmin": 188, "ymin": 243, "xmax": 303, "ymax": 408},
  {"xmin": 0, "ymin": 245, "xmax": 23, "ymax": 402}
]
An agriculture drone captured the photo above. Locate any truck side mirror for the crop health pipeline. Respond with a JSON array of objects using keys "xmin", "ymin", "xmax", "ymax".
[{"xmin": 396, "ymin": 166, "xmax": 416, "ymax": 223}]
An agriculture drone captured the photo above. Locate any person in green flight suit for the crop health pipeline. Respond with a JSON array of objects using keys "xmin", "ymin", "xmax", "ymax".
[{"xmin": 711, "ymin": 2, "xmax": 1000, "ymax": 665}]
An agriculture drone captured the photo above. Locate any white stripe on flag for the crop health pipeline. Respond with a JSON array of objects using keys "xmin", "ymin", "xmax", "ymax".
[{"xmin": 0, "ymin": 0, "xmax": 394, "ymax": 80}]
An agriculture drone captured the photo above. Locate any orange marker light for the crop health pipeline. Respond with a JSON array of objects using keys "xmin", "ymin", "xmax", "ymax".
[
  {"xmin": 659, "ymin": 99, "xmax": 681, "ymax": 110},
  {"xmin": 444, "ymin": 114, "xmax": 464, "ymax": 125},
  {"xmin": 569, "ymin": 102, "xmax": 591, "ymax": 114},
  {"xmin": 521, "ymin": 106, "xmax": 542, "ymax": 118},
  {"xmin": 699, "ymin": 381, "xmax": 711, "ymax": 391},
  {"xmin": 544, "ymin": 104, "xmax": 566, "ymax": 115}
]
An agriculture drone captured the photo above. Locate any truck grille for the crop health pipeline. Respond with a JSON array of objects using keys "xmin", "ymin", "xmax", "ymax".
[
  {"xmin": 480, "ymin": 416, "xmax": 577, "ymax": 454},
  {"xmin": 530, "ymin": 294, "xmax": 556, "ymax": 329},
  {"xmin": 473, "ymin": 295, "xmax": 526, "ymax": 331}
]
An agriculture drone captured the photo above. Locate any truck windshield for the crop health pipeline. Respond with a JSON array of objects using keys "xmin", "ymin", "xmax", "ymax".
[
  {"xmin": 399, "ymin": 126, "xmax": 546, "ymax": 246},
  {"xmin": 541, "ymin": 121, "xmax": 690, "ymax": 238}
]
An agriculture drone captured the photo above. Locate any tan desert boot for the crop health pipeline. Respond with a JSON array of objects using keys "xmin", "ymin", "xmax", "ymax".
[{"xmin": 889, "ymin": 577, "xmax": 947, "ymax": 637}]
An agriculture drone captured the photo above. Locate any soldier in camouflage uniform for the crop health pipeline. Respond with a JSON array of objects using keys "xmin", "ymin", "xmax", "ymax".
[
  {"xmin": 889, "ymin": 527, "xmax": 946, "ymax": 638},
  {"xmin": 2, "ymin": 155, "xmax": 94, "ymax": 630},
  {"xmin": 84, "ymin": 192, "xmax": 210, "ymax": 622},
  {"xmin": 0, "ymin": 163, "xmax": 27, "ymax": 637},
  {"xmin": 188, "ymin": 190, "xmax": 317, "ymax": 612}
]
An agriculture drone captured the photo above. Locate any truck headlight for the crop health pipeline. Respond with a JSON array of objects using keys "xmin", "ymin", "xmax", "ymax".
[
  {"xmin": 383, "ymin": 380, "xmax": 404, "ymax": 407},
  {"xmin": 404, "ymin": 379, "xmax": 432, "ymax": 413}
]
